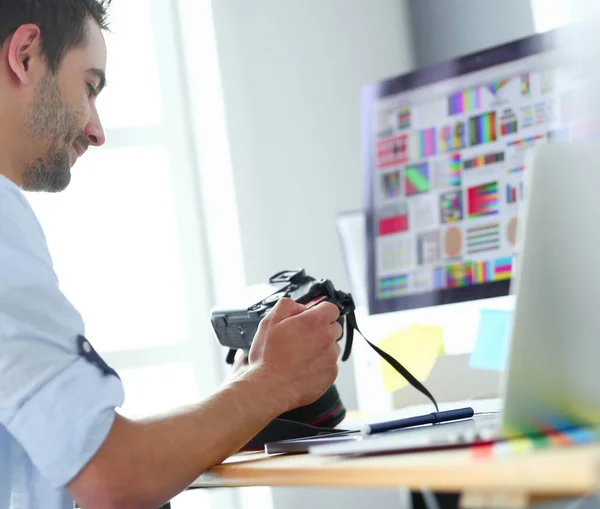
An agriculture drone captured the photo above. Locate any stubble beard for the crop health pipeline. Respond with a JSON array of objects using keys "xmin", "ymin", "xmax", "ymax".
[{"xmin": 22, "ymin": 72, "xmax": 79, "ymax": 193}]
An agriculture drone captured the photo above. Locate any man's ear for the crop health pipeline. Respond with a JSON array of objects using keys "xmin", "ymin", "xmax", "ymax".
[{"xmin": 6, "ymin": 24, "xmax": 44, "ymax": 86}]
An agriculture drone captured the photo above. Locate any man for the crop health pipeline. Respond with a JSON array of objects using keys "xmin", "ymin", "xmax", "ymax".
[{"xmin": 0, "ymin": 1, "xmax": 343, "ymax": 508}]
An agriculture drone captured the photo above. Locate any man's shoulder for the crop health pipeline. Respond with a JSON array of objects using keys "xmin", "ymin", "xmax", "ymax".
[
  {"xmin": 0, "ymin": 174, "xmax": 41, "ymax": 232},
  {"xmin": 0, "ymin": 174, "xmax": 31, "ymax": 211},
  {"xmin": 0, "ymin": 175, "xmax": 50, "ymax": 263}
]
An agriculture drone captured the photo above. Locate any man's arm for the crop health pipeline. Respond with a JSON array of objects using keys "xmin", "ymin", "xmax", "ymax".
[
  {"xmin": 68, "ymin": 373, "xmax": 284, "ymax": 509},
  {"xmin": 68, "ymin": 298, "xmax": 342, "ymax": 509}
]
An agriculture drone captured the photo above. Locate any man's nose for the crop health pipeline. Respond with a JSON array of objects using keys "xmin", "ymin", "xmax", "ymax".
[{"xmin": 85, "ymin": 113, "xmax": 106, "ymax": 147}]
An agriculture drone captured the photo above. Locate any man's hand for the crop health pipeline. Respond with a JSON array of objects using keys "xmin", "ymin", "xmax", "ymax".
[
  {"xmin": 68, "ymin": 298, "xmax": 342, "ymax": 509},
  {"xmin": 229, "ymin": 349, "xmax": 249, "ymax": 380},
  {"xmin": 245, "ymin": 298, "xmax": 343, "ymax": 413}
]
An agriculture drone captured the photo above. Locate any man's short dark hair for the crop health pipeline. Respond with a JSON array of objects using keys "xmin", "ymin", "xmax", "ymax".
[{"xmin": 0, "ymin": 0, "xmax": 111, "ymax": 72}]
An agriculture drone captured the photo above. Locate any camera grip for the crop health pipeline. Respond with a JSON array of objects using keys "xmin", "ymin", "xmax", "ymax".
[{"xmin": 211, "ymin": 310, "xmax": 263, "ymax": 352}]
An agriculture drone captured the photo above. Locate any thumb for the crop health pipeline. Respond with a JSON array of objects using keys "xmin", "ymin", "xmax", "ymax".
[{"xmin": 267, "ymin": 297, "xmax": 306, "ymax": 323}]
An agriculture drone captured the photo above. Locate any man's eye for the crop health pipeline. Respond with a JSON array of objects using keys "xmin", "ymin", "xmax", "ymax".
[{"xmin": 87, "ymin": 83, "xmax": 96, "ymax": 97}]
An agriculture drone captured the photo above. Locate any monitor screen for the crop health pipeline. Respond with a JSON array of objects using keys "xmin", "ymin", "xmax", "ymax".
[{"xmin": 363, "ymin": 29, "xmax": 585, "ymax": 315}]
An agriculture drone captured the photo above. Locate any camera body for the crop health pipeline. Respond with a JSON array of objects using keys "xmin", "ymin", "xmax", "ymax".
[{"xmin": 210, "ymin": 269, "xmax": 355, "ymax": 354}]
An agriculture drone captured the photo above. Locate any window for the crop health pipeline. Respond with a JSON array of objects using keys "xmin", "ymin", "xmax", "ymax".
[
  {"xmin": 26, "ymin": 0, "xmax": 252, "ymax": 506},
  {"xmin": 29, "ymin": 146, "xmax": 189, "ymax": 353},
  {"xmin": 530, "ymin": 0, "xmax": 579, "ymax": 32},
  {"xmin": 25, "ymin": 5, "xmax": 229, "ymax": 508},
  {"xmin": 98, "ymin": 0, "xmax": 163, "ymax": 129}
]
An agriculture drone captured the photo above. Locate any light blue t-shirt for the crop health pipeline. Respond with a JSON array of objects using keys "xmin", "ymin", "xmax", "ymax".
[{"xmin": 0, "ymin": 175, "xmax": 125, "ymax": 509}]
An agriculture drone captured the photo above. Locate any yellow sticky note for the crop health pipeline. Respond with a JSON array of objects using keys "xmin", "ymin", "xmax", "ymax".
[{"xmin": 378, "ymin": 324, "xmax": 444, "ymax": 393}]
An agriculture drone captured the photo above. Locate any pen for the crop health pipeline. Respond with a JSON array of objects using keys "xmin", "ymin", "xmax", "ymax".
[{"xmin": 361, "ymin": 407, "xmax": 475, "ymax": 435}]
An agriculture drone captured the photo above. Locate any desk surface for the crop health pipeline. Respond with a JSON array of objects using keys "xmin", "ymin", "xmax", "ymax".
[{"xmin": 194, "ymin": 444, "xmax": 600, "ymax": 502}]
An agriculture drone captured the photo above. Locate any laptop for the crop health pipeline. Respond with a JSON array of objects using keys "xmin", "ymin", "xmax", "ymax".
[{"xmin": 307, "ymin": 140, "xmax": 600, "ymax": 457}]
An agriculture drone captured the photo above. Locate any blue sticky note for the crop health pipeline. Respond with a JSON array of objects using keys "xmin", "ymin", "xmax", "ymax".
[{"xmin": 469, "ymin": 309, "xmax": 512, "ymax": 371}]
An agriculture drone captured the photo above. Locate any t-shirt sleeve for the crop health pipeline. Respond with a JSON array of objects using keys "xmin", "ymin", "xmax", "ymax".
[{"xmin": 0, "ymin": 182, "xmax": 125, "ymax": 488}]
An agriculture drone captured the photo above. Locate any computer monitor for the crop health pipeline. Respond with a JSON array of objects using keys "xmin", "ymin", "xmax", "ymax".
[{"xmin": 362, "ymin": 28, "xmax": 582, "ymax": 315}]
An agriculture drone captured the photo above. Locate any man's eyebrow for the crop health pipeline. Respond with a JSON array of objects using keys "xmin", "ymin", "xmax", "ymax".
[{"xmin": 88, "ymin": 68, "xmax": 107, "ymax": 93}]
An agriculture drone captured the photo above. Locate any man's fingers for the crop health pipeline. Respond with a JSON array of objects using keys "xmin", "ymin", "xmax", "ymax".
[
  {"xmin": 328, "ymin": 321, "xmax": 344, "ymax": 342},
  {"xmin": 328, "ymin": 341, "xmax": 343, "ymax": 363},
  {"xmin": 267, "ymin": 300, "xmax": 341, "ymax": 337},
  {"xmin": 303, "ymin": 301, "xmax": 340, "ymax": 325},
  {"xmin": 266, "ymin": 297, "xmax": 306, "ymax": 323},
  {"xmin": 279, "ymin": 301, "xmax": 341, "ymax": 335},
  {"xmin": 233, "ymin": 349, "xmax": 249, "ymax": 366}
]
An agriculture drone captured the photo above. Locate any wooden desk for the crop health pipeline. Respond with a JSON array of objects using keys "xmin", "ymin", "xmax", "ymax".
[{"xmin": 193, "ymin": 444, "xmax": 600, "ymax": 508}]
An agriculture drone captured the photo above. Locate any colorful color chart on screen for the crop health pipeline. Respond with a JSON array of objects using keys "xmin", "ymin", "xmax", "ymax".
[{"xmin": 371, "ymin": 59, "xmax": 571, "ymax": 302}]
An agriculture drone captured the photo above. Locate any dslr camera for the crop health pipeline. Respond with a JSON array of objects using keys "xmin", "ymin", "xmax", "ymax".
[
  {"xmin": 210, "ymin": 269, "xmax": 438, "ymax": 437},
  {"xmin": 211, "ymin": 269, "xmax": 356, "ymax": 361},
  {"xmin": 210, "ymin": 269, "xmax": 356, "ymax": 430}
]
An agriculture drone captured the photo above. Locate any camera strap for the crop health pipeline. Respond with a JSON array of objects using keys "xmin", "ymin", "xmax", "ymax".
[
  {"xmin": 344, "ymin": 311, "xmax": 439, "ymax": 412},
  {"xmin": 223, "ymin": 300, "xmax": 440, "ymax": 412}
]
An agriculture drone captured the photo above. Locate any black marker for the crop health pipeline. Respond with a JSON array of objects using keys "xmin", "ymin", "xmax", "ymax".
[{"xmin": 361, "ymin": 407, "xmax": 475, "ymax": 435}]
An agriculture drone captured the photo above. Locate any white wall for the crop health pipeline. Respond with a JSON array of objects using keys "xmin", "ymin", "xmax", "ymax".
[
  {"xmin": 409, "ymin": 0, "xmax": 536, "ymax": 67},
  {"xmin": 209, "ymin": 1, "xmax": 415, "ymax": 508},
  {"xmin": 211, "ymin": 0, "xmax": 414, "ymax": 289}
]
